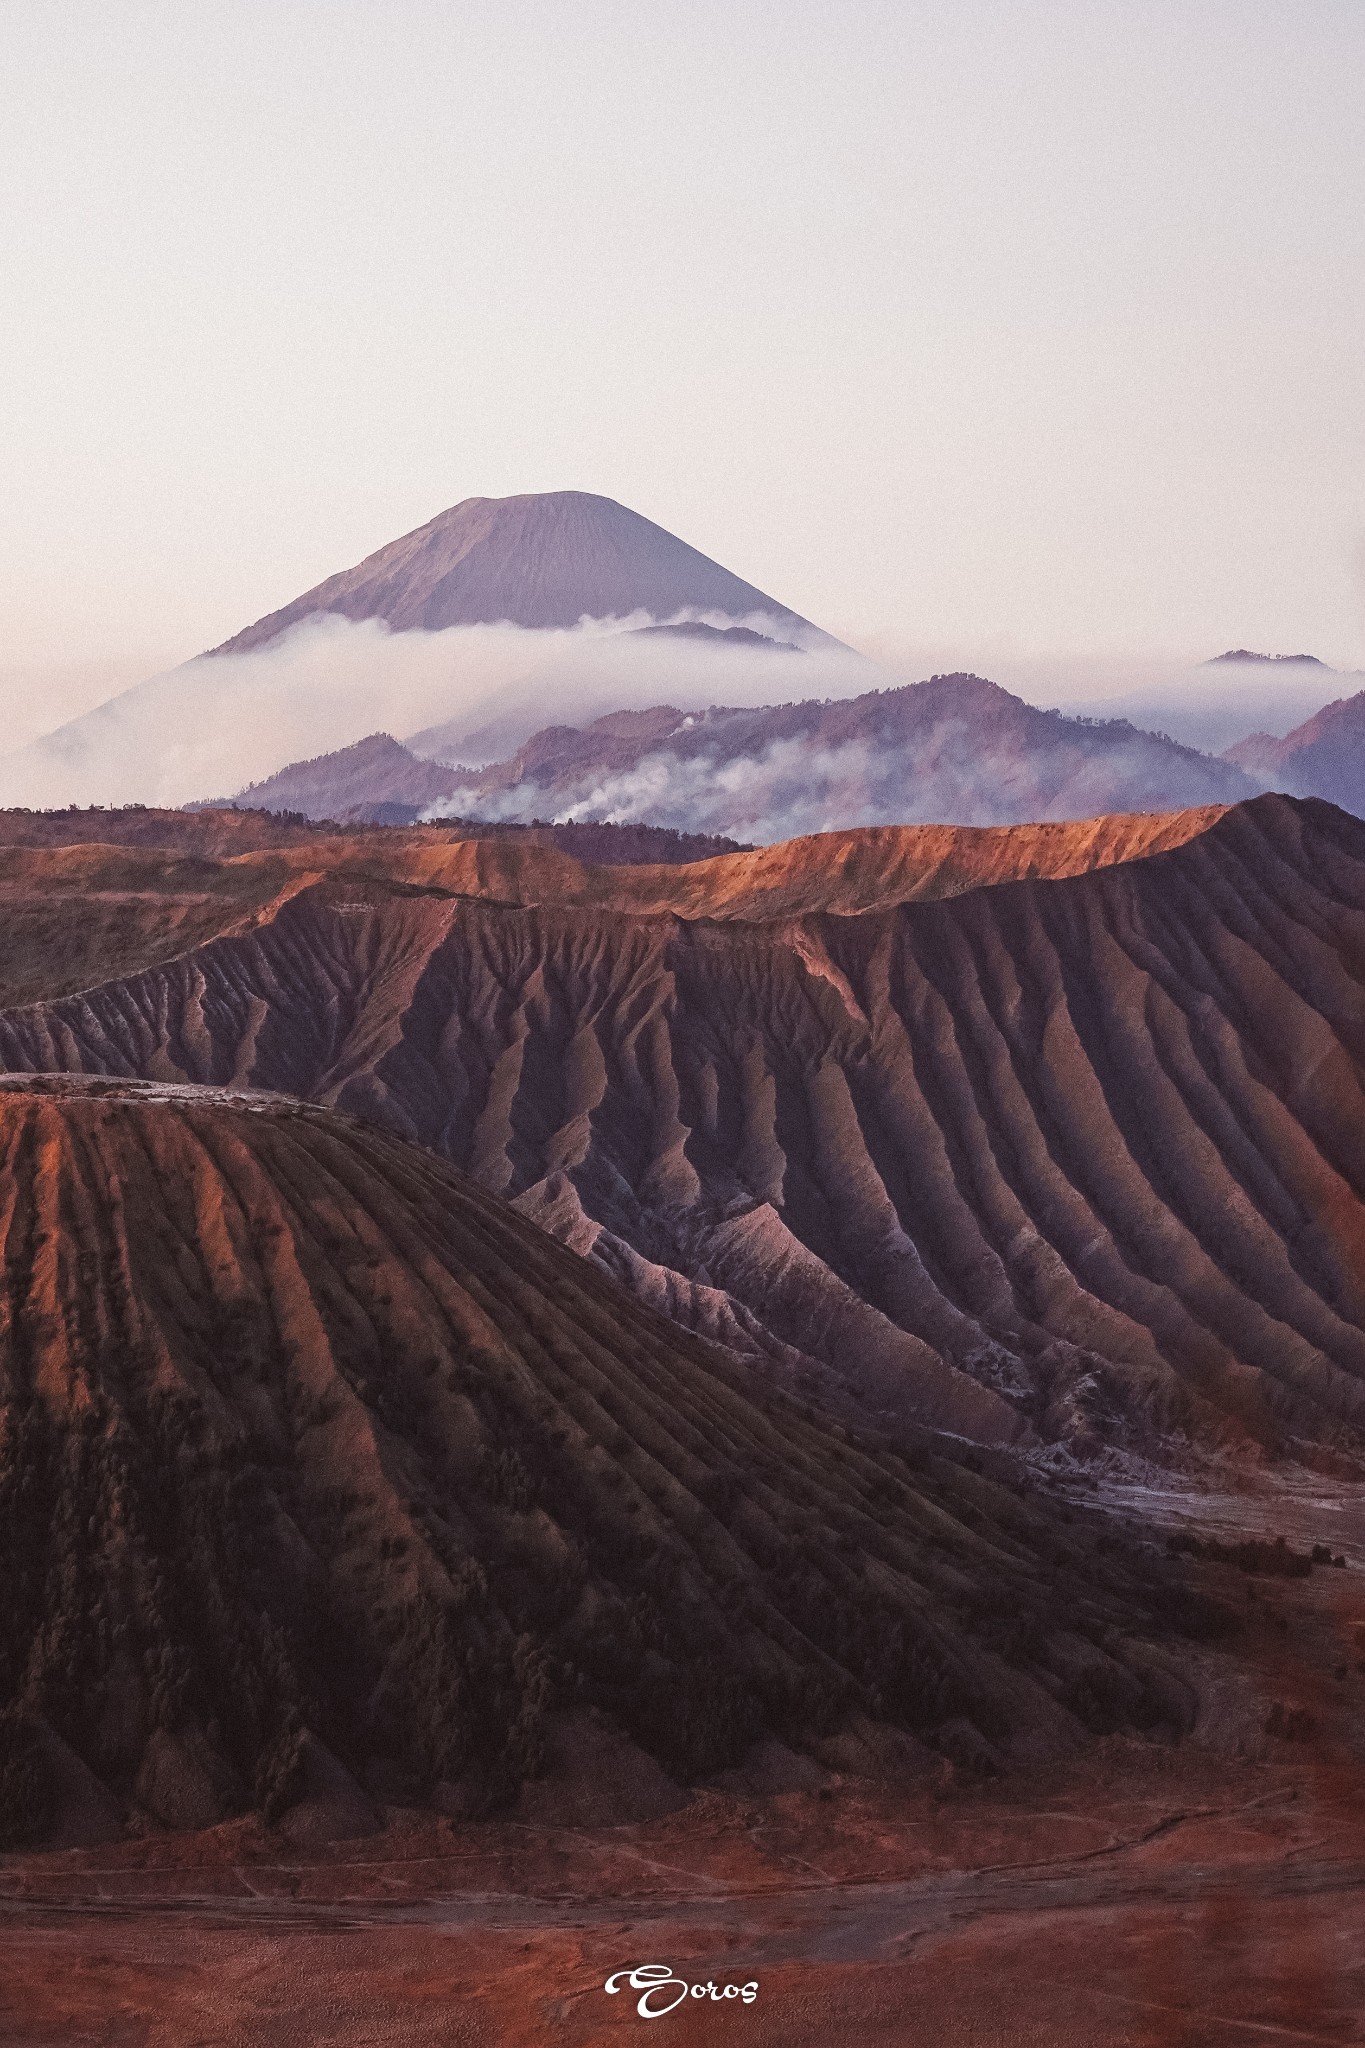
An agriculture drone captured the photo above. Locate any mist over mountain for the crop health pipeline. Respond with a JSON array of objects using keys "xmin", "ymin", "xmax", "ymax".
[
  {"xmin": 0, "ymin": 494, "xmax": 876, "ymax": 810},
  {"xmin": 2, "ymin": 489, "xmax": 1312, "ymax": 833},
  {"xmin": 1044, "ymin": 650, "xmax": 1361, "ymax": 757},
  {"xmin": 415, "ymin": 674, "xmax": 1255, "ymax": 840},
  {"xmin": 1222, "ymin": 689, "xmax": 1365, "ymax": 815}
]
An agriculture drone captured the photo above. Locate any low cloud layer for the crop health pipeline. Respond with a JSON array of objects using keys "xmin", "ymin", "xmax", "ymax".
[
  {"xmin": 862, "ymin": 644, "xmax": 1360, "ymax": 755},
  {"xmin": 0, "ymin": 613, "xmax": 879, "ymax": 810},
  {"xmin": 0, "ymin": 610, "xmax": 1344, "ymax": 825},
  {"xmin": 426, "ymin": 710, "xmax": 1253, "ymax": 845}
]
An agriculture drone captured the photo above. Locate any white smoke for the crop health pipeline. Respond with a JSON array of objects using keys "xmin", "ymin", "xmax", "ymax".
[
  {"xmin": 0, "ymin": 612, "xmax": 880, "ymax": 810},
  {"xmin": 447, "ymin": 736, "xmax": 889, "ymax": 844},
  {"xmin": 426, "ymin": 722, "xmax": 1242, "ymax": 845}
]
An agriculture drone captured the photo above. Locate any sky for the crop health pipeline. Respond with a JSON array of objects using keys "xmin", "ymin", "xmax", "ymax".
[{"xmin": 1, "ymin": 0, "xmax": 1363, "ymax": 745}]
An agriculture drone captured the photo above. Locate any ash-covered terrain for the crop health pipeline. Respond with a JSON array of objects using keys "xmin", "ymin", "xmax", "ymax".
[{"xmin": 1, "ymin": 795, "xmax": 1363, "ymax": 1469}]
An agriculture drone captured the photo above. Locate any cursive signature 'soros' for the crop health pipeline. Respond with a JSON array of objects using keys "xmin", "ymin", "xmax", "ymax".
[{"xmin": 604, "ymin": 1964, "xmax": 759, "ymax": 2017}]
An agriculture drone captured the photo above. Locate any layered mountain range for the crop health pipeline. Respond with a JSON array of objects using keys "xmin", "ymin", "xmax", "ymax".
[
  {"xmin": 16, "ymin": 490, "xmax": 1359, "ymax": 826},
  {"xmin": 211, "ymin": 675, "xmax": 1258, "ymax": 836},
  {"xmin": 0, "ymin": 794, "xmax": 1362, "ymax": 1475},
  {"xmin": 433, "ymin": 674, "xmax": 1254, "ymax": 833},
  {"xmin": 2, "ymin": 493, "xmax": 848, "ymax": 811}
]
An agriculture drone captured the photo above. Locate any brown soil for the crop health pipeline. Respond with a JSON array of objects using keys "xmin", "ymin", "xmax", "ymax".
[
  {"xmin": 444, "ymin": 806, "xmax": 1236, "ymax": 921},
  {"xmin": 0, "ymin": 801, "xmax": 1218, "ymax": 1009},
  {"xmin": 1, "ymin": 794, "xmax": 1363, "ymax": 1461},
  {"xmin": 1, "ymin": 1491, "xmax": 1362, "ymax": 2044},
  {"xmin": 0, "ymin": 1078, "xmax": 1194, "ymax": 1864},
  {"xmin": 0, "ymin": 842, "xmax": 312, "ymax": 1005}
]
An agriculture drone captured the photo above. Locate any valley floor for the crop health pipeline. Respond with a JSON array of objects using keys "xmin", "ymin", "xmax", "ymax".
[{"xmin": 2, "ymin": 1477, "xmax": 1364, "ymax": 2046}]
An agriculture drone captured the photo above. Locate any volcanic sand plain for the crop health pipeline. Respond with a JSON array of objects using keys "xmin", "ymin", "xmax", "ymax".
[{"xmin": 2, "ymin": 1477, "xmax": 1364, "ymax": 2047}]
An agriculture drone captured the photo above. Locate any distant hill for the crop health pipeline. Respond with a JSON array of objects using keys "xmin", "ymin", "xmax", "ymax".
[
  {"xmin": 415, "ymin": 673, "xmax": 1256, "ymax": 839},
  {"xmin": 1205, "ymin": 649, "xmax": 1333, "ymax": 669},
  {"xmin": 205, "ymin": 732, "xmax": 468, "ymax": 820},
  {"xmin": 631, "ymin": 620, "xmax": 792, "ymax": 649},
  {"xmin": 211, "ymin": 491, "xmax": 828, "ymax": 654},
  {"xmin": 189, "ymin": 735, "xmax": 753, "ymax": 857},
  {"xmin": 1041, "ymin": 650, "xmax": 1357, "ymax": 756},
  {"xmin": 1224, "ymin": 688, "xmax": 1365, "ymax": 812}
]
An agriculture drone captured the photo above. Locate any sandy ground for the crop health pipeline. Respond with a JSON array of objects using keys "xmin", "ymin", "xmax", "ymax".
[
  {"xmin": 2, "ymin": 1782, "xmax": 1362, "ymax": 2045},
  {"xmin": 3, "ymin": 1480, "xmax": 1364, "ymax": 2046}
]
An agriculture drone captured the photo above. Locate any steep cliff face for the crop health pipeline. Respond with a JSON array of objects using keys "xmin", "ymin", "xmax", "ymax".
[
  {"xmin": 0, "ymin": 1078, "xmax": 1173, "ymax": 1845},
  {"xmin": 1, "ymin": 795, "xmax": 1364, "ymax": 1463}
]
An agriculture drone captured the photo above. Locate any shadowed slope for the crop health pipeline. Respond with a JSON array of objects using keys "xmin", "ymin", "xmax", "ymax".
[
  {"xmin": 0, "ymin": 1078, "xmax": 1180, "ymax": 1847},
  {"xmin": 0, "ymin": 798, "xmax": 1361, "ymax": 1463}
]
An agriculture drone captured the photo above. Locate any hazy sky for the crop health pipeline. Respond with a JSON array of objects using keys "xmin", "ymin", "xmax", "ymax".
[{"xmin": 2, "ymin": 0, "xmax": 1362, "ymax": 739}]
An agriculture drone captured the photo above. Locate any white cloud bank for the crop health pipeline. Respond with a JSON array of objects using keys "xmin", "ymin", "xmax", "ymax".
[{"xmin": 0, "ymin": 613, "xmax": 880, "ymax": 810}]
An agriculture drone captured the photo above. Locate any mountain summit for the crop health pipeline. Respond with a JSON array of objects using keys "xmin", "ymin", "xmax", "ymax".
[
  {"xmin": 2, "ymin": 493, "xmax": 844, "ymax": 808},
  {"xmin": 211, "ymin": 491, "xmax": 826, "ymax": 653}
]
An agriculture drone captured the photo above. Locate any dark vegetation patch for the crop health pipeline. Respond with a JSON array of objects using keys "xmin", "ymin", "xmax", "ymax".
[
  {"xmin": 0, "ymin": 803, "xmax": 747, "ymax": 867},
  {"xmin": 1164, "ymin": 1531, "xmax": 1344, "ymax": 1577}
]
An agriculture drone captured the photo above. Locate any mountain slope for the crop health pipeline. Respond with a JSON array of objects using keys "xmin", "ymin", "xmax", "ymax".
[
  {"xmin": 1, "ymin": 796, "xmax": 1363, "ymax": 1465},
  {"xmin": 211, "ymin": 492, "xmax": 826, "ymax": 653},
  {"xmin": 216, "ymin": 733, "xmax": 468, "ymax": 820},
  {"xmin": 0, "ymin": 1077, "xmax": 1181, "ymax": 1847},
  {"xmin": 424, "ymin": 674, "xmax": 1256, "ymax": 838},
  {"xmin": 1224, "ymin": 689, "xmax": 1365, "ymax": 814},
  {"xmin": 0, "ymin": 803, "xmax": 1224, "ymax": 1007}
]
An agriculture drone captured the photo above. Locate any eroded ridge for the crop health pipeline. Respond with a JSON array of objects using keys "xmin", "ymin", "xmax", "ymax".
[{"xmin": 0, "ymin": 795, "xmax": 1362, "ymax": 1460}]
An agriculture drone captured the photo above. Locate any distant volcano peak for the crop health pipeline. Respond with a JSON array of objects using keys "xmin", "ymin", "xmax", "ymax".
[
  {"xmin": 209, "ymin": 490, "xmax": 831, "ymax": 655},
  {"xmin": 1206, "ymin": 649, "xmax": 1331, "ymax": 669}
]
